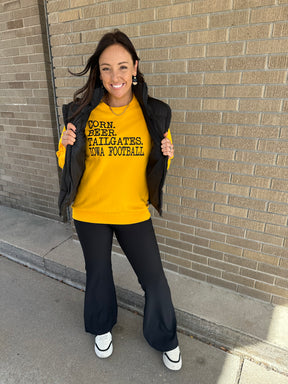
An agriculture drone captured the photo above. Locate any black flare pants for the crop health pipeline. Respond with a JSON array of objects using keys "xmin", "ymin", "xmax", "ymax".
[{"xmin": 74, "ymin": 218, "xmax": 178, "ymax": 352}]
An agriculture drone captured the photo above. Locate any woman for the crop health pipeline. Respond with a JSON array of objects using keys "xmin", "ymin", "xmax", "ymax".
[{"xmin": 56, "ymin": 30, "xmax": 182, "ymax": 371}]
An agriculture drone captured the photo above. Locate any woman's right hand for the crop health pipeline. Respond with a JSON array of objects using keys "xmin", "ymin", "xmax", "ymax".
[{"xmin": 62, "ymin": 123, "xmax": 76, "ymax": 148}]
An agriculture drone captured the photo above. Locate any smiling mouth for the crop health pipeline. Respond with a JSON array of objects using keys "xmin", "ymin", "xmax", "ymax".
[{"xmin": 111, "ymin": 83, "xmax": 125, "ymax": 89}]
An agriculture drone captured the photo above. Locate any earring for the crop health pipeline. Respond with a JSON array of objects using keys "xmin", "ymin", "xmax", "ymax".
[{"xmin": 132, "ymin": 75, "xmax": 138, "ymax": 86}]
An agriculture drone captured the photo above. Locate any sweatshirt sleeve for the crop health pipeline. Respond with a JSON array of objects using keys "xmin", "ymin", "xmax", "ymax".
[
  {"xmin": 56, "ymin": 128, "xmax": 66, "ymax": 169},
  {"xmin": 166, "ymin": 128, "xmax": 173, "ymax": 170}
]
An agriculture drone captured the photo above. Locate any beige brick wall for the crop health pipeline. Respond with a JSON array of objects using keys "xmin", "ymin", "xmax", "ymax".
[
  {"xmin": 0, "ymin": 0, "xmax": 60, "ymax": 219},
  {"xmin": 46, "ymin": 0, "xmax": 288, "ymax": 305},
  {"xmin": 3, "ymin": 0, "xmax": 287, "ymax": 305}
]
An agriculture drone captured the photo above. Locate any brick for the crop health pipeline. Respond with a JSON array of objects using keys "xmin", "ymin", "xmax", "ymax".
[
  {"xmin": 273, "ymin": 22, "xmax": 288, "ymax": 37},
  {"xmin": 277, "ymin": 155, "xmax": 288, "ymax": 167},
  {"xmin": 271, "ymin": 179, "xmax": 288, "ymax": 191},
  {"xmin": 199, "ymin": 169, "xmax": 230, "ymax": 183},
  {"xmin": 233, "ymin": 0, "xmax": 275, "ymax": 9},
  {"xmin": 7, "ymin": 19, "xmax": 23, "ymax": 29},
  {"xmin": 265, "ymin": 85, "xmax": 288, "ymax": 98},
  {"xmin": 242, "ymin": 70, "xmax": 286, "ymax": 84},
  {"xmin": 189, "ymin": 29, "xmax": 227, "ymax": 44},
  {"xmin": 171, "ymin": 45, "xmax": 205, "ymax": 59},
  {"xmin": 207, "ymin": 276, "xmax": 237, "ymax": 291},
  {"xmin": 210, "ymin": 10, "xmax": 249, "ymax": 28},
  {"xmin": 247, "ymin": 230, "xmax": 283, "ymax": 247},
  {"xmin": 237, "ymin": 126, "xmax": 279, "ymax": 139},
  {"xmin": 165, "ymin": 254, "xmax": 191, "ymax": 268},
  {"xmin": 268, "ymin": 202, "xmax": 288, "ymax": 215},
  {"xmin": 193, "ymin": 262, "xmax": 222, "ymax": 277},
  {"xmin": 268, "ymin": 55, "xmax": 288, "ymax": 69},
  {"xmin": 141, "ymin": 0, "xmax": 171, "ymax": 7},
  {"xmin": 169, "ymin": 98, "xmax": 201, "ymax": 110},
  {"xmin": 227, "ymin": 56, "xmax": 266, "ymax": 71},
  {"xmin": 248, "ymin": 210, "xmax": 287, "ymax": 226},
  {"xmin": 247, "ymin": 39, "xmax": 288, "ymax": 54},
  {"xmin": 186, "ymin": 112, "xmax": 222, "ymax": 124},
  {"xmin": 229, "ymin": 24, "xmax": 270, "ymax": 41},
  {"xmin": 262, "ymin": 244, "xmax": 288, "ymax": 259},
  {"xmin": 182, "ymin": 197, "xmax": 213, "ymax": 212},
  {"xmin": 251, "ymin": 188, "xmax": 288, "ymax": 204},
  {"xmin": 48, "ymin": 21, "xmax": 71, "ymax": 34},
  {"xmin": 223, "ymin": 271, "xmax": 255, "ymax": 287},
  {"xmin": 261, "ymin": 113, "xmax": 288, "ymax": 126},
  {"xmin": 215, "ymin": 183, "xmax": 250, "ymax": 196},
  {"xmin": 180, "ymin": 233, "xmax": 209, "ymax": 247},
  {"xmin": 50, "ymin": 34, "xmax": 81, "ymax": 46},
  {"xmin": 185, "ymin": 134, "xmax": 220, "ymax": 147},
  {"xmin": 207, "ymin": 42, "xmax": 244, "ymax": 57},
  {"xmin": 202, "ymin": 124, "xmax": 237, "ymax": 137},
  {"xmin": 140, "ymin": 48, "xmax": 169, "ymax": 61},
  {"xmin": 126, "ymin": 8, "xmax": 154, "ymax": 24},
  {"xmin": 3, "ymin": 0, "xmax": 20, "ymax": 11},
  {"xmin": 154, "ymin": 61, "xmax": 186, "ymax": 73},
  {"xmin": 239, "ymin": 99, "xmax": 281, "ymax": 112},
  {"xmin": 222, "ymin": 112, "xmax": 260, "ymax": 125},
  {"xmin": 72, "ymin": 18, "xmax": 97, "ymax": 32},
  {"xmin": 205, "ymin": 72, "xmax": 241, "ymax": 85},
  {"xmin": 227, "ymin": 235, "xmax": 261, "ymax": 252},
  {"xmin": 203, "ymin": 99, "xmax": 238, "ymax": 111},
  {"xmin": 226, "ymin": 85, "xmax": 263, "ymax": 98},
  {"xmin": 197, "ymin": 191, "xmax": 227, "ymax": 205},
  {"xmin": 183, "ymin": 178, "xmax": 214, "ymax": 191},
  {"xmin": 229, "ymin": 196, "xmax": 266, "ymax": 211},
  {"xmin": 188, "ymin": 85, "xmax": 224, "ymax": 98},
  {"xmin": 244, "ymin": 250, "xmax": 279, "ymax": 266},
  {"xmin": 251, "ymin": 5, "xmax": 288, "ymax": 23},
  {"xmin": 235, "ymin": 151, "xmax": 276, "ymax": 165},
  {"xmin": 280, "ymin": 259, "xmax": 288, "ymax": 269},
  {"xmin": 237, "ymin": 285, "xmax": 271, "ymax": 303},
  {"xmin": 47, "ymin": 0, "xmax": 69, "ymax": 13},
  {"xmin": 185, "ymin": 158, "xmax": 218, "ymax": 170},
  {"xmin": 154, "ymin": 86, "xmax": 186, "ymax": 98},
  {"xmin": 154, "ymin": 33, "xmax": 187, "ymax": 48},
  {"xmin": 81, "ymin": 4, "xmax": 110, "ymax": 18},
  {"xmin": 188, "ymin": 58, "xmax": 225, "ymax": 72},
  {"xmin": 140, "ymin": 20, "xmax": 171, "ymax": 35},
  {"xmin": 255, "ymin": 281, "xmax": 288, "ymax": 298},
  {"xmin": 192, "ymin": 0, "xmax": 232, "ymax": 14},
  {"xmin": 214, "ymin": 204, "xmax": 248, "ymax": 219},
  {"xmin": 258, "ymin": 140, "xmax": 288, "ymax": 155},
  {"xmin": 172, "ymin": 16, "xmax": 208, "ymax": 32},
  {"xmin": 58, "ymin": 9, "xmax": 80, "ymax": 23},
  {"xmin": 157, "ymin": 3, "xmax": 190, "ymax": 19},
  {"xmin": 259, "ymin": 263, "xmax": 288, "ymax": 279},
  {"xmin": 70, "ymin": 0, "xmax": 95, "ymax": 8},
  {"xmin": 179, "ymin": 266, "xmax": 206, "ymax": 282}
]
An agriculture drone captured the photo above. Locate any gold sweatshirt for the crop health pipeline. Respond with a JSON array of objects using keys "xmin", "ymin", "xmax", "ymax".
[{"xmin": 57, "ymin": 96, "xmax": 172, "ymax": 225}]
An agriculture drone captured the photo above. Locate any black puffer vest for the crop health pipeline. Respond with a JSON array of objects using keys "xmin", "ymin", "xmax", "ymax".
[{"xmin": 58, "ymin": 82, "xmax": 171, "ymax": 218}]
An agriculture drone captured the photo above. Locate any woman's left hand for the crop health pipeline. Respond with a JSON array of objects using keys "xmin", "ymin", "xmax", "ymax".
[{"xmin": 161, "ymin": 132, "xmax": 174, "ymax": 159}]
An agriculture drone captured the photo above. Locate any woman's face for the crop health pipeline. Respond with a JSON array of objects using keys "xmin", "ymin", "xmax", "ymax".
[{"xmin": 99, "ymin": 44, "xmax": 138, "ymax": 107}]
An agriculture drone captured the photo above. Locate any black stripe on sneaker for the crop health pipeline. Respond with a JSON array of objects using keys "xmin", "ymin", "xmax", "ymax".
[
  {"xmin": 95, "ymin": 341, "xmax": 112, "ymax": 352},
  {"xmin": 164, "ymin": 352, "xmax": 181, "ymax": 363}
]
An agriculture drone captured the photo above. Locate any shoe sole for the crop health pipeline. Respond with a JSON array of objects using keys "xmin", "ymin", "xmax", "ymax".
[{"xmin": 94, "ymin": 341, "xmax": 113, "ymax": 359}]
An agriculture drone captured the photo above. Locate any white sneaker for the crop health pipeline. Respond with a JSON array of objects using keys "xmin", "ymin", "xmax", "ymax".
[
  {"xmin": 163, "ymin": 346, "xmax": 182, "ymax": 371},
  {"xmin": 94, "ymin": 332, "xmax": 113, "ymax": 358}
]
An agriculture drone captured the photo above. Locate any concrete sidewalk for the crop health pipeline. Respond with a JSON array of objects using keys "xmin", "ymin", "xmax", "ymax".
[{"xmin": 1, "ymin": 205, "xmax": 288, "ymax": 383}]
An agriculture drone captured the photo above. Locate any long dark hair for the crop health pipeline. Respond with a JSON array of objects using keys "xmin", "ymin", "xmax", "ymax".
[{"xmin": 69, "ymin": 29, "xmax": 145, "ymax": 116}]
